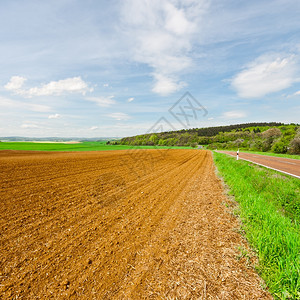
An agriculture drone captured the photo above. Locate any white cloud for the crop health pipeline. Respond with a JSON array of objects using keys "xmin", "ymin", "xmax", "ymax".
[
  {"xmin": 164, "ymin": 2, "xmax": 195, "ymax": 36},
  {"xmin": 48, "ymin": 114, "xmax": 61, "ymax": 119},
  {"xmin": 231, "ymin": 54, "xmax": 299, "ymax": 98},
  {"xmin": 152, "ymin": 73, "xmax": 186, "ymax": 95},
  {"xmin": 286, "ymin": 89, "xmax": 300, "ymax": 98},
  {"xmin": 128, "ymin": 97, "xmax": 134, "ymax": 102},
  {"xmin": 223, "ymin": 111, "xmax": 246, "ymax": 119},
  {"xmin": 0, "ymin": 96, "xmax": 20, "ymax": 109},
  {"xmin": 0, "ymin": 96, "xmax": 51, "ymax": 112},
  {"xmin": 21, "ymin": 123, "xmax": 39, "ymax": 129},
  {"xmin": 89, "ymin": 126, "xmax": 98, "ymax": 130},
  {"xmin": 121, "ymin": 0, "xmax": 208, "ymax": 95},
  {"xmin": 103, "ymin": 83, "xmax": 109, "ymax": 87},
  {"xmin": 86, "ymin": 96, "xmax": 116, "ymax": 107},
  {"xmin": 108, "ymin": 112, "xmax": 131, "ymax": 121},
  {"xmin": 30, "ymin": 104, "xmax": 52, "ymax": 112},
  {"xmin": 5, "ymin": 76, "xmax": 92, "ymax": 97},
  {"xmin": 4, "ymin": 76, "xmax": 26, "ymax": 90}
]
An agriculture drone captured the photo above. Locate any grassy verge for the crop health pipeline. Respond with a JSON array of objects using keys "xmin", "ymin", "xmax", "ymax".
[
  {"xmin": 0, "ymin": 141, "xmax": 192, "ymax": 151},
  {"xmin": 213, "ymin": 152, "xmax": 300, "ymax": 299}
]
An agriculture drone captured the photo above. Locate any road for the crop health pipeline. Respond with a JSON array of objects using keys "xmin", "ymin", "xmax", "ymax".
[{"xmin": 217, "ymin": 151, "xmax": 300, "ymax": 179}]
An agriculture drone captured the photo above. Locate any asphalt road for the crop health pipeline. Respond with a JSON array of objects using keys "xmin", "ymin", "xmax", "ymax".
[{"xmin": 217, "ymin": 151, "xmax": 300, "ymax": 179}]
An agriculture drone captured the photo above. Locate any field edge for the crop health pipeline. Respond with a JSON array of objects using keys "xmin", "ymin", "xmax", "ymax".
[{"xmin": 213, "ymin": 151, "xmax": 300, "ymax": 299}]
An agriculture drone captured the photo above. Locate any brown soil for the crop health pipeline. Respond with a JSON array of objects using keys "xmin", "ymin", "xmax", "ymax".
[{"xmin": 0, "ymin": 149, "xmax": 272, "ymax": 299}]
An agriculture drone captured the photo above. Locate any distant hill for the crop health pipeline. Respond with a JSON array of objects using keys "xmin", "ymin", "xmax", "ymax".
[
  {"xmin": 117, "ymin": 122, "xmax": 300, "ymax": 154},
  {"xmin": 163, "ymin": 122, "xmax": 285, "ymax": 137}
]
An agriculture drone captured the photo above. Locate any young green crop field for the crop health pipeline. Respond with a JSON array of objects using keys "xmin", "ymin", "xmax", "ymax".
[
  {"xmin": 213, "ymin": 152, "xmax": 300, "ymax": 299},
  {"xmin": 0, "ymin": 141, "xmax": 192, "ymax": 151}
]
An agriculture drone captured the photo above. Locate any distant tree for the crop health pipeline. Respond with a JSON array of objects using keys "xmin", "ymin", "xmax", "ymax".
[
  {"xmin": 149, "ymin": 134, "xmax": 158, "ymax": 145},
  {"xmin": 289, "ymin": 128, "xmax": 300, "ymax": 154},
  {"xmin": 289, "ymin": 138, "xmax": 300, "ymax": 154},
  {"xmin": 272, "ymin": 140, "xmax": 287, "ymax": 153},
  {"xmin": 234, "ymin": 139, "xmax": 244, "ymax": 147},
  {"xmin": 158, "ymin": 139, "xmax": 165, "ymax": 145},
  {"xmin": 117, "ymin": 123, "xmax": 299, "ymax": 152},
  {"xmin": 260, "ymin": 128, "xmax": 282, "ymax": 151},
  {"xmin": 262, "ymin": 128, "xmax": 281, "ymax": 139},
  {"xmin": 253, "ymin": 139, "xmax": 263, "ymax": 151}
]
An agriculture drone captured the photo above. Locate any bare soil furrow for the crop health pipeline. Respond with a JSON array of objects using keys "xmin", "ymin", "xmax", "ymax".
[{"xmin": 0, "ymin": 150, "xmax": 271, "ymax": 299}]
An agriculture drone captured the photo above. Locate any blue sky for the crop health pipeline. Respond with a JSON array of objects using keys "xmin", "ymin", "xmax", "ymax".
[{"xmin": 0, "ymin": 0, "xmax": 299, "ymax": 138}]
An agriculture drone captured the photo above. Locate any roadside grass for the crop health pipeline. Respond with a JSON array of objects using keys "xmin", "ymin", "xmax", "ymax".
[
  {"xmin": 213, "ymin": 152, "xmax": 300, "ymax": 299},
  {"xmin": 0, "ymin": 141, "xmax": 192, "ymax": 152}
]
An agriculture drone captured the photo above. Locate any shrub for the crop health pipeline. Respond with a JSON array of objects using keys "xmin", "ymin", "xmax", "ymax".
[
  {"xmin": 289, "ymin": 137, "xmax": 300, "ymax": 154},
  {"xmin": 262, "ymin": 127, "xmax": 282, "ymax": 138},
  {"xmin": 272, "ymin": 140, "xmax": 287, "ymax": 153}
]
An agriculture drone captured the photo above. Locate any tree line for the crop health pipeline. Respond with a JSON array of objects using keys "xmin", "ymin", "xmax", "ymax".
[{"xmin": 108, "ymin": 122, "xmax": 300, "ymax": 154}]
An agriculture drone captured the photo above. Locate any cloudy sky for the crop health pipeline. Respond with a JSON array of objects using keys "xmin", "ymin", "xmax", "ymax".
[{"xmin": 0, "ymin": 0, "xmax": 300, "ymax": 138}]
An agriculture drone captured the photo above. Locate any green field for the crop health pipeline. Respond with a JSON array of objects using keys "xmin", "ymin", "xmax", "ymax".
[
  {"xmin": 214, "ymin": 152, "xmax": 300, "ymax": 299},
  {"xmin": 0, "ymin": 141, "xmax": 192, "ymax": 151}
]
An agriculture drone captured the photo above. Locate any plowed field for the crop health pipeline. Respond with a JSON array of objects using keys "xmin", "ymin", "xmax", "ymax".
[{"xmin": 0, "ymin": 150, "xmax": 271, "ymax": 299}]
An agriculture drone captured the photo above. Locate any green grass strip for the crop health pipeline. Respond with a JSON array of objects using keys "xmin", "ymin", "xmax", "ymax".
[
  {"xmin": 213, "ymin": 152, "xmax": 300, "ymax": 299},
  {"xmin": 0, "ymin": 141, "xmax": 192, "ymax": 152}
]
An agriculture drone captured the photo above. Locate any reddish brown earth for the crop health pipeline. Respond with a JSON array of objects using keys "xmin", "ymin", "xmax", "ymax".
[
  {"xmin": 218, "ymin": 151, "xmax": 300, "ymax": 178},
  {"xmin": 0, "ymin": 149, "xmax": 272, "ymax": 299}
]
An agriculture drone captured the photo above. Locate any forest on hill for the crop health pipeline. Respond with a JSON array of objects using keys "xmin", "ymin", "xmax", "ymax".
[{"xmin": 112, "ymin": 122, "xmax": 300, "ymax": 154}]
